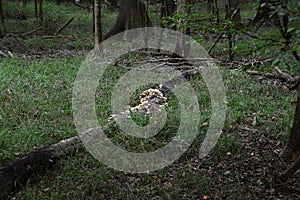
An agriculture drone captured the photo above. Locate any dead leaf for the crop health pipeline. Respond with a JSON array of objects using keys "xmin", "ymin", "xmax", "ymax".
[{"xmin": 33, "ymin": 107, "xmax": 40, "ymax": 116}]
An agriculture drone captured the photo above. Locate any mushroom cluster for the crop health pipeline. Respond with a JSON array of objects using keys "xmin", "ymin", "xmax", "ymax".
[{"xmin": 130, "ymin": 88, "xmax": 167, "ymax": 113}]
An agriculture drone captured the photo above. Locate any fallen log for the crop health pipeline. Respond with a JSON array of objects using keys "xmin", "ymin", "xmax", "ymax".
[
  {"xmin": 0, "ymin": 136, "xmax": 82, "ymax": 199},
  {"xmin": 0, "ymin": 68, "xmax": 201, "ymax": 199}
]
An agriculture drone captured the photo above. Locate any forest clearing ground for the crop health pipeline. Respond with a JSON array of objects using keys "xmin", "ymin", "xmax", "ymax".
[
  {"xmin": 0, "ymin": 0, "xmax": 299, "ymax": 199},
  {"xmin": 0, "ymin": 53, "xmax": 299, "ymax": 199}
]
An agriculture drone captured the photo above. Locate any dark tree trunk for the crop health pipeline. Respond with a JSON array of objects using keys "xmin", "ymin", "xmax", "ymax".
[
  {"xmin": 214, "ymin": 0, "xmax": 220, "ymax": 24},
  {"xmin": 34, "ymin": 0, "xmax": 38, "ymax": 18},
  {"xmin": 207, "ymin": 0, "xmax": 214, "ymax": 14},
  {"xmin": 103, "ymin": 0, "xmax": 152, "ymax": 40},
  {"xmin": 161, "ymin": 0, "xmax": 176, "ymax": 19},
  {"xmin": 22, "ymin": 0, "xmax": 26, "ymax": 8},
  {"xmin": 94, "ymin": 0, "xmax": 102, "ymax": 47},
  {"xmin": 0, "ymin": 0, "xmax": 5, "ymax": 23},
  {"xmin": 280, "ymin": 84, "xmax": 300, "ymax": 160},
  {"xmin": 39, "ymin": 0, "xmax": 43, "ymax": 21},
  {"xmin": 225, "ymin": 0, "xmax": 241, "ymax": 24}
]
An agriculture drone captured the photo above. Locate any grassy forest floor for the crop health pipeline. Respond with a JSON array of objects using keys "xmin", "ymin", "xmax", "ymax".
[{"xmin": 0, "ymin": 0, "xmax": 299, "ymax": 199}]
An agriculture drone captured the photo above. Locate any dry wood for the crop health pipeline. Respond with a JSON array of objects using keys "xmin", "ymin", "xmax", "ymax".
[
  {"xmin": 54, "ymin": 17, "xmax": 74, "ymax": 36},
  {"xmin": 22, "ymin": 27, "xmax": 43, "ymax": 37},
  {"xmin": 41, "ymin": 35, "xmax": 74, "ymax": 40},
  {"xmin": 246, "ymin": 66, "xmax": 299, "ymax": 90},
  {"xmin": 265, "ymin": 66, "xmax": 299, "ymax": 90},
  {"xmin": 246, "ymin": 70, "xmax": 261, "ymax": 76}
]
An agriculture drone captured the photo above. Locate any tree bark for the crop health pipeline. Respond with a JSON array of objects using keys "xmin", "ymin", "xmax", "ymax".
[
  {"xmin": 94, "ymin": 0, "xmax": 102, "ymax": 48},
  {"xmin": 103, "ymin": 0, "xmax": 152, "ymax": 40},
  {"xmin": 225, "ymin": 0, "xmax": 241, "ymax": 24},
  {"xmin": 280, "ymin": 83, "xmax": 300, "ymax": 160},
  {"xmin": 0, "ymin": 0, "xmax": 5, "ymax": 23},
  {"xmin": 0, "ymin": 136, "xmax": 82, "ymax": 199},
  {"xmin": 39, "ymin": 0, "xmax": 43, "ymax": 21},
  {"xmin": 161, "ymin": 0, "xmax": 176, "ymax": 20},
  {"xmin": 34, "ymin": 0, "xmax": 38, "ymax": 18}
]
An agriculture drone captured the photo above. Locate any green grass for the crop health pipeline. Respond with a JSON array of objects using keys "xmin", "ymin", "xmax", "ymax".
[
  {"xmin": 0, "ymin": 55, "xmax": 296, "ymax": 198},
  {"xmin": 0, "ymin": 1, "xmax": 299, "ymax": 199}
]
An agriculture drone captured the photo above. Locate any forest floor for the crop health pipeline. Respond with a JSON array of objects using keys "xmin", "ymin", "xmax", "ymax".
[{"xmin": 0, "ymin": 1, "xmax": 299, "ymax": 199}]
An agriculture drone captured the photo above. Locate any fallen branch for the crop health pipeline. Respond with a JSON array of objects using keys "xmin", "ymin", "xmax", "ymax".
[
  {"xmin": 265, "ymin": 66, "xmax": 299, "ymax": 90},
  {"xmin": 41, "ymin": 35, "xmax": 74, "ymax": 40},
  {"xmin": 21, "ymin": 27, "xmax": 44, "ymax": 37},
  {"xmin": 54, "ymin": 17, "xmax": 74, "ymax": 36},
  {"xmin": 246, "ymin": 67, "xmax": 299, "ymax": 90}
]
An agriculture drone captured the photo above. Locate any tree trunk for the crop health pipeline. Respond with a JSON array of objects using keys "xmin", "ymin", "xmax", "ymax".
[
  {"xmin": 0, "ymin": 0, "xmax": 5, "ymax": 24},
  {"xmin": 207, "ymin": 0, "xmax": 214, "ymax": 14},
  {"xmin": 214, "ymin": 0, "xmax": 220, "ymax": 24},
  {"xmin": 161, "ymin": 0, "xmax": 176, "ymax": 20},
  {"xmin": 280, "ymin": 83, "xmax": 300, "ymax": 160},
  {"xmin": 174, "ymin": 0, "xmax": 192, "ymax": 57},
  {"xmin": 39, "ymin": 0, "xmax": 43, "ymax": 21},
  {"xmin": 34, "ymin": 0, "xmax": 38, "ymax": 18},
  {"xmin": 225, "ymin": 0, "xmax": 241, "ymax": 24},
  {"xmin": 94, "ymin": 0, "xmax": 102, "ymax": 48},
  {"xmin": 22, "ymin": 0, "xmax": 26, "ymax": 8},
  {"xmin": 103, "ymin": 0, "xmax": 152, "ymax": 40}
]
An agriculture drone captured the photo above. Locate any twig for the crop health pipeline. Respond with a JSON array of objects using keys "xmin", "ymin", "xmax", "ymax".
[
  {"xmin": 21, "ymin": 27, "xmax": 43, "ymax": 37},
  {"xmin": 54, "ymin": 17, "xmax": 74, "ymax": 36},
  {"xmin": 41, "ymin": 35, "xmax": 74, "ymax": 40},
  {"xmin": 241, "ymin": 30, "xmax": 280, "ymax": 44},
  {"xmin": 135, "ymin": 57, "xmax": 218, "ymax": 64}
]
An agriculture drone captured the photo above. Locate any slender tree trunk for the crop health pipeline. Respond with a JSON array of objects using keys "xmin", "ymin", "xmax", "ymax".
[
  {"xmin": 161, "ymin": 0, "xmax": 175, "ymax": 19},
  {"xmin": 214, "ymin": 0, "xmax": 220, "ymax": 24},
  {"xmin": 0, "ymin": 0, "xmax": 5, "ymax": 24},
  {"xmin": 39, "ymin": 0, "xmax": 43, "ymax": 21},
  {"xmin": 174, "ymin": 0, "xmax": 191, "ymax": 57},
  {"xmin": 34, "ymin": 0, "xmax": 38, "ymax": 18},
  {"xmin": 225, "ymin": 0, "xmax": 241, "ymax": 23},
  {"xmin": 22, "ymin": 0, "xmax": 26, "ymax": 8},
  {"xmin": 94, "ymin": 0, "xmax": 102, "ymax": 48},
  {"xmin": 103, "ymin": 0, "xmax": 152, "ymax": 40}
]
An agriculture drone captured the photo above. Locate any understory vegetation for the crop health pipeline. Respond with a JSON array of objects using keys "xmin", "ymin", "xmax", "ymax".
[{"xmin": 0, "ymin": 0, "xmax": 299, "ymax": 199}]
